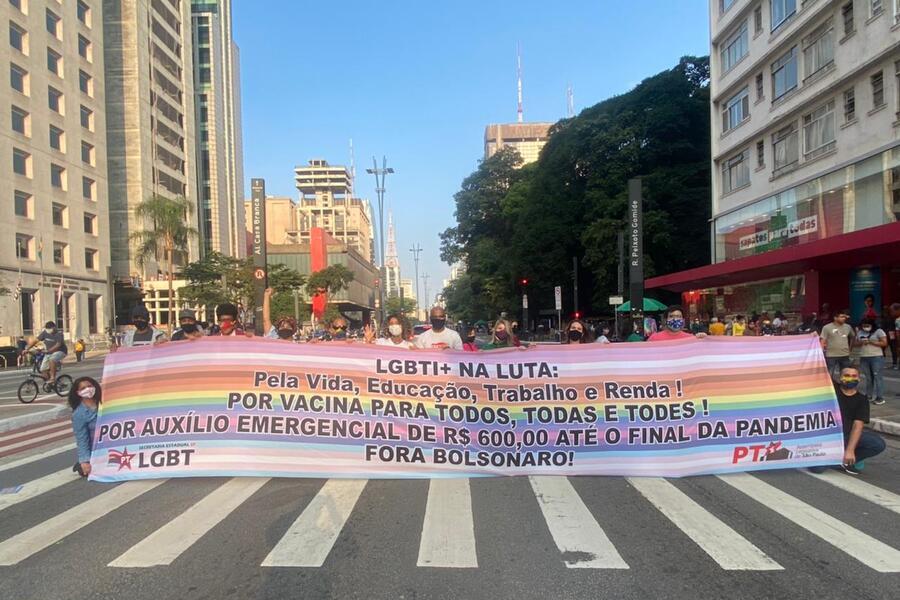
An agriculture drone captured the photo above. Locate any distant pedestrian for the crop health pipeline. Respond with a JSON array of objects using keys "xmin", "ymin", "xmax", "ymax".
[
  {"xmin": 820, "ymin": 309, "xmax": 853, "ymax": 381},
  {"xmin": 626, "ymin": 322, "xmax": 645, "ymax": 342},
  {"xmin": 855, "ymin": 318, "xmax": 887, "ymax": 405},
  {"xmin": 74, "ymin": 338, "xmax": 85, "ymax": 362},
  {"xmin": 708, "ymin": 316, "xmax": 726, "ymax": 336},
  {"xmin": 731, "ymin": 315, "xmax": 746, "ymax": 336},
  {"xmin": 595, "ymin": 324, "xmax": 611, "ymax": 344},
  {"xmin": 69, "ymin": 376, "xmax": 101, "ymax": 478},
  {"xmin": 891, "ymin": 302, "xmax": 900, "ymax": 369},
  {"xmin": 861, "ymin": 294, "xmax": 878, "ymax": 321}
]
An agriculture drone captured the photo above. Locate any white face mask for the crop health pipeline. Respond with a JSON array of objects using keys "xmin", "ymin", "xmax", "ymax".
[
  {"xmin": 77, "ymin": 386, "xmax": 96, "ymax": 399},
  {"xmin": 862, "ymin": 326, "xmax": 872, "ymax": 332},
  {"xmin": 44, "ymin": 328, "xmax": 54, "ymax": 334},
  {"xmin": 388, "ymin": 324, "xmax": 403, "ymax": 337}
]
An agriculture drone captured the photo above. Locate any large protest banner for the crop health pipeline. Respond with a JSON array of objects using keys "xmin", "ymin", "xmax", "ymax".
[{"xmin": 89, "ymin": 335, "xmax": 844, "ymax": 481}]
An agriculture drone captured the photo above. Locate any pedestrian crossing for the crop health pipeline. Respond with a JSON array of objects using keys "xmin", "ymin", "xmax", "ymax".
[{"xmin": 0, "ymin": 468, "xmax": 899, "ymax": 573}]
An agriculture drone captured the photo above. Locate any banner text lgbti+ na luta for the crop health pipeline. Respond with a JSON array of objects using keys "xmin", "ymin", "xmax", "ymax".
[{"xmin": 89, "ymin": 335, "xmax": 844, "ymax": 481}]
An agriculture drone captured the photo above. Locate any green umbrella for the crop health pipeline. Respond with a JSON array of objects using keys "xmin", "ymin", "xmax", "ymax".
[{"xmin": 615, "ymin": 298, "xmax": 668, "ymax": 312}]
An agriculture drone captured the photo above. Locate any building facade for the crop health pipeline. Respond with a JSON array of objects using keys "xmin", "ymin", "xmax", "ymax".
[
  {"xmin": 484, "ymin": 122, "xmax": 553, "ymax": 164},
  {"xmin": 242, "ymin": 195, "xmax": 296, "ymax": 246},
  {"xmin": 2, "ymin": 0, "xmax": 111, "ymax": 343},
  {"xmin": 103, "ymin": 0, "xmax": 199, "ymax": 323},
  {"xmin": 292, "ymin": 159, "xmax": 373, "ymax": 263},
  {"xmin": 191, "ymin": 0, "xmax": 244, "ymax": 258},
  {"xmin": 647, "ymin": 0, "xmax": 900, "ymax": 325},
  {"xmin": 384, "ymin": 211, "xmax": 401, "ymax": 298}
]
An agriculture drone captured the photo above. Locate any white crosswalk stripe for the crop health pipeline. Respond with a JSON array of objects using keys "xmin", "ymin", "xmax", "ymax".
[
  {"xmin": 0, "ymin": 443, "xmax": 75, "ymax": 472},
  {"xmin": 0, "ymin": 468, "xmax": 80, "ymax": 513},
  {"xmin": 109, "ymin": 478, "xmax": 270, "ymax": 567},
  {"xmin": 417, "ymin": 478, "xmax": 477, "ymax": 568},
  {"xmin": 804, "ymin": 469, "xmax": 900, "ymax": 516},
  {"xmin": 529, "ymin": 476, "xmax": 629, "ymax": 569},
  {"xmin": 718, "ymin": 473, "xmax": 900, "ymax": 573},
  {"xmin": 627, "ymin": 477, "xmax": 781, "ymax": 570},
  {"xmin": 261, "ymin": 479, "xmax": 367, "ymax": 568},
  {"xmin": 0, "ymin": 480, "xmax": 165, "ymax": 566}
]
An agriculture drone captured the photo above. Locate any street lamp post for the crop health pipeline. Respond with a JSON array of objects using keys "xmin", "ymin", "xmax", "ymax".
[
  {"xmin": 366, "ymin": 157, "xmax": 394, "ymax": 327},
  {"xmin": 409, "ymin": 243, "xmax": 422, "ymax": 321},
  {"xmin": 421, "ymin": 273, "xmax": 430, "ymax": 317}
]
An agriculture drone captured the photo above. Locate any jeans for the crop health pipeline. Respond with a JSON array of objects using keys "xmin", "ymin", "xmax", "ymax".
[
  {"xmin": 859, "ymin": 355, "xmax": 885, "ymax": 400},
  {"xmin": 825, "ymin": 356, "xmax": 850, "ymax": 382},
  {"xmin": 852, "ymin": 430, "xmax": 886, "ymax": 462}
]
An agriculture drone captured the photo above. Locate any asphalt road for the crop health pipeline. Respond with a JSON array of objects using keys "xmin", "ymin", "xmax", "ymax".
[
  {"xmin": 0, "ymin": 357, "xmax": 105, "ymax": 420},
  {"xmin": 0, "ymin": 434, "xmax": 898, "ymax": 600}
]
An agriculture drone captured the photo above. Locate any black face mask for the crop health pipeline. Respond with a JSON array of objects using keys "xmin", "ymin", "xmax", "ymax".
[
  {"xmin": 430, "ymin": 318, "xmax": 446, "ymax": 331},
  {"xmin": 277, "ymin": 328, "xmax": 294, "ymax": 340},
  {"xmin": 465, "ymin": 335, "xmax": 476, "ymax": 343},
  {"xmin": 567, "ymin": 329, "xmax": 583, "ymax": 342},
  {"xmin": 496, "ymin": 330, "xmax": 509, "ymax": 341},
  {"xmin": 133, "ymin": 319, "xmax": 149, "ymax": 331},
  {"xmin": 181, "ymin": 323, "xmax": 198, "ymax": 334}
]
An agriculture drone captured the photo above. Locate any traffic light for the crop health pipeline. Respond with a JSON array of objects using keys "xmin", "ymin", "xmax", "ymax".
[
  {"xmin": 520, "ymin": 278, "xmax": 528, "ymax": 286},
  {"xmin": 574, "ymin": 311, "xmax": 581, "ymax": 319}
]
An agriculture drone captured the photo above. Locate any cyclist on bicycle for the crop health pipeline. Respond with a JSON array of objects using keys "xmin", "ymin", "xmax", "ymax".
[{"xmin": 22, "ymin": 321, "xmax": 68, "ymax": 383}]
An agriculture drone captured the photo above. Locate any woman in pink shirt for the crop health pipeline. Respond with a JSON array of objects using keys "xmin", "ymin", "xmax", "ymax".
[{"xmin": 648, "ymin": 306, "xmax": 706, "ymax": 341}]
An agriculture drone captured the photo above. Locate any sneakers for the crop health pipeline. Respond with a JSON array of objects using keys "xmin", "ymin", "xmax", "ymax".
[
  {"xmin": 872, "ymin": 397, "xmax": 885, "ymax": 405},
  {"xmin": 840, "ymin": 463, "xmax": 862, "ymax": 475}
]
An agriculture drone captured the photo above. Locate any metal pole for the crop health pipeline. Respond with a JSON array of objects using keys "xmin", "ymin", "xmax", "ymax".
[
  {"xmin": 366, "ymin": 157, "xmax": 394, "ymax": 328},
  {"xmin": 617, "ymin": 231, "xmax": 624, "ymax": 340},
  {"xmin": 293, "ymin": 288, "xmax": 300, "ymax": 322},
  {"xmin": 572, "ymin": 256, "xmax": 579, "ymax": 316},
  {"xmin": 422, "ymin": 273, "xmax": 430, "ymax": 315},
  {"xmin": 409, "ymin": 244, "xmax": 422, "ymax": 321}
]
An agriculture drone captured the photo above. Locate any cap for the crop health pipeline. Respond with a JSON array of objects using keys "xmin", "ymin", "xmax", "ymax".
[
  {"xmin": 130, "ymin": 304, "xmax": 150, "ymax": 319},
  {"xmin": 178, "ymin": 309, "xmax": 196, "ymax": 320}
]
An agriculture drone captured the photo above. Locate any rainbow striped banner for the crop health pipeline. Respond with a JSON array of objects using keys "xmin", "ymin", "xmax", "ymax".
[{"xmin": 89, "ymin": 335, "xmax": 844, "ymax": 481}]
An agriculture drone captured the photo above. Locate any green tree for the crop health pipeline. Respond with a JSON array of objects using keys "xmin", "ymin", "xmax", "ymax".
[
  {"xmin": 384, "ymin": 294, "xmax": 416, "ymax": 318},
  {"xmin": 267, "ymin": 263, "xmax": 308, "ymax": 323},
  {"xmin": 130, "ymin": 194, "xmax": 198, "ymax": 332},
  {"xmin": 306, "ymin": 264, "xmax": 355, "ymax": 322}
]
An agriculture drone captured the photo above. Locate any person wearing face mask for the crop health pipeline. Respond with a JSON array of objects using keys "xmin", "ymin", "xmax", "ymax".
[
  {"xmin": 414, "ymin": 307, "xmax": 463, "ymax": 350},
  {"xmin": 261, "ymin": 287, "xmax": 297, "ymax": 341},
  {"xmin": 23, "ymin": 321, "xmax": 68, "ymax": 383},
  {"xmin": 171, "ymin": 309, "xmax": 204, "ymax": 341},
  {"xmin": 364, "ymin": 314, "xmax": 413, "ymax": 348},
  {"xmin": 482, "ymin": 319, "xmax": 522, "ymax": 350},
  {"xmin": 827, "ymin": 367, "xmax": 885, "ymax": 475},
  {"xmin": 211, "ymin": 303, "xmax": 247, "ymax": 337},
  {"xmin": 854, "ymin": 318, "xmax": 887, "ymax": 405},
  {"xmin": 68, "ymin": 377, "xmax": 102, "ymax": 477},
  {"xmin": 329, "ymin": 316, "xmax": 350, "ymax": 341},
  {"xmin": 561, "ymin": 318, "xmax": 591, "ymax": 344},
  {"xmin": 648, "ymin": 306, "xmax": 706, "ymax": 341},
  {"xmin": 820, "ymin": 309, "xmax": 854, "ymax": 381},
  {"xmin": 122, "ymin": 305, "xmax": 167, "ymax": 347},
  {"xmin": 595, "ymin": 324, "xmax": 612, "ymax": 344},
  {"xmin": 462, "ymin": 326, "xmax": 480, "ymax": 352}
]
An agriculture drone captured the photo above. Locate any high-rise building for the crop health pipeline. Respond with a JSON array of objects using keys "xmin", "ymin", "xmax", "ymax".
[
  {"xmin": 384, "ymin": 211, "xmax": 401, "ymax": 297},
  {"xmin": 242, "ymin": 195, "xmax": 296, "ymax": 246},
  {"xmin": 103, "ymin": 0, "xmax": 199, "ymax": 322},
  {"xmin": 293, "ymin": 159, "xmax": 373, "ymax": 263},
  {"xmin": 1, "ymin": 0, "xmax": 111, "ymax": 342},
  {"xmin": 191, "ymin": 0, "xmax": 244, "ymax": 258},
  {"xmin": 648, "ymin": 0, "xmax": 900, "ymax": 323},
  {"xmin": 483, "ymin": 122, "xmax": 552, "ymax": 164}
]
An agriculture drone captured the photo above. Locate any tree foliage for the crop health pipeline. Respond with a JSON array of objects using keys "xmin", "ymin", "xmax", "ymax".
[
  {"xmin": 384, "ymin": 294, "xmax": 417, "ymax": 318},
  {"xmin": 442, "ymin": 56, "xmax": 711, "ymax": 320},
  {"xmin": 306, "ymin": 264, "xmax": 354, "ymax": 299}
]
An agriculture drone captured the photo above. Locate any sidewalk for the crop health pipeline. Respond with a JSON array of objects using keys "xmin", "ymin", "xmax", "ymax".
[{"xmin": 869, "ymin": 366, "xmax": 900, "ymax": 436}]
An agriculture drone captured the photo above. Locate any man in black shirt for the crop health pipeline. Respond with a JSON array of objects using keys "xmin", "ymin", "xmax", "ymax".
[{"xmin": 834, "ymin": 366, "xmax": 886, "ymax": 474}]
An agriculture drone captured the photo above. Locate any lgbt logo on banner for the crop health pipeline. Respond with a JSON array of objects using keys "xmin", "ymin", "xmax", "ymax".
[{"xmin": 89, "ymin": 335, "xmax": 843, "ymax": 481}]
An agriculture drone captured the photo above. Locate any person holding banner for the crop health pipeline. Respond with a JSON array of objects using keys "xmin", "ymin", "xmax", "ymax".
[
  {"xmin": 212, "ymin": 303, "xmax": 248, "ymax": 337},
  {"xmin": 830, "ymin": 366, "xmax": 885, "ymax": 475},
  {"xmin": 481, "ymin": 319, "xmax": 522, "ymax": 349},
  {"xmin": 414, "ymin": 307, "xmax": 463, "ymax": 350},
  {"xmin": 171, "ymin": 309, "xmax": 204, "ymax": 341},
  {"xmin": 364, "ymin": 314, "xmax": 413, "ymax": 348},
  {"xmin": 68, "ymin": 377, "xmax": 101, "ymax": 477},
  {"xmin": 122, "ymin": 305, "xmax": 167, "ymax": 347},
  {"xmin": 648, "ymin": 306, "xmax": 707, "ymax": 341},
  {"xmin": 262, "ymin": 288, "xmax": 298, "ymax": 340},
  {"xmin": 561, "ymin": 318, "xmax": 592, "ymax": 344}
]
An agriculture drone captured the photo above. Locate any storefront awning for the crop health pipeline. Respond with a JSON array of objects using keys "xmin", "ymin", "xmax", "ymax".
[{"xmin": 646, "ymin": 221, "xmax": 900, "ymax": 293}]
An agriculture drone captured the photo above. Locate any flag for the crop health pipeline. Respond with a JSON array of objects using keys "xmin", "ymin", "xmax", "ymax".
[{"xmin": 56, "ymin": 276, "xmax": 64, "ymax": 305}]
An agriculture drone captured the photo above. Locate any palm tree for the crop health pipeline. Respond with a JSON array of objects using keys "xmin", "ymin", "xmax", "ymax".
[{"xmin": 130, "ymin": 194, "xmax": 198, "ymax": 333}]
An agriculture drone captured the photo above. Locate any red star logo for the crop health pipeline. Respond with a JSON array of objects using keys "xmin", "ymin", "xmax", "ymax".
[{"xmin": 108, "ymin": 448, "xmax": 135, "ymax": 471}]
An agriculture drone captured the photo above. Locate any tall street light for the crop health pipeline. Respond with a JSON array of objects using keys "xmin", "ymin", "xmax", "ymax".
[
  {"xmin": 421, "ymin": 273, "xmax": 430, "ymax": 317},
  {"xmin": 409, "ymin": 244, "xmax": 422, "ymax": 321},
  {"xmin": 366, "ymin": 156, "xmax": 393, "ymax": 326}
]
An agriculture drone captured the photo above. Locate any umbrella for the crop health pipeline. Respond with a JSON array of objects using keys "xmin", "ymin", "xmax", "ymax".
[{"xmin": 615, "ymin": 298, "xmax": 668, "ymax": 312}]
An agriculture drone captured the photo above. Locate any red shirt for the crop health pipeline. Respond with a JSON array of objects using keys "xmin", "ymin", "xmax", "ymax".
[{"xmin": 647, "ymin": 329, "xmax": 692, "ymax": 342}]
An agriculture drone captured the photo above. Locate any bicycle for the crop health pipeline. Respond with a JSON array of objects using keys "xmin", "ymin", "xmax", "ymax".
[{"xmin": 17, "ymin": 351, "xmax": 73, "ymax": 404}]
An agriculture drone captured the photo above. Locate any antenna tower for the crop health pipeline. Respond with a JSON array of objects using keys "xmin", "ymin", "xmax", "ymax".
[{"xmin": 516, "ymin": 43, "xmax": 524, "ymax": 123}]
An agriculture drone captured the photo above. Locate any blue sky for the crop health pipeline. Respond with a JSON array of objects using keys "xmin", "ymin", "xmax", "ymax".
[{"xmin": 233, "ymin": 0, "xmax": 710, "ymax": 296}]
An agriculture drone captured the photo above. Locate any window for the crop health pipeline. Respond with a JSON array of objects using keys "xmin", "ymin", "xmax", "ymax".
[
  {"xmin": 754, "ymin": 6, "xmax": 763, "ymax": 34},
  {"xmin": 870, "ymin": 0, "xmax": 883, "ymax": 17},
  {"xmin": 82, "ymin": 176, "xmax": 94, "ymax": 200},
  {"xmin": 48, "ymin": 86, "xmax": 63, "ymax": 113},
  {"xmin": 871, "ymin": 71, "xmax": 884, "ymax": 107},
  {"xmin": 51, "ymin": 202, "xmax": 66, "ymax": 227},
  {"xmin": 45, "ymin": 9, "xmax": 60, "ymax": 38},
  {"xmin": 52, "ymin": 241, "xmax": 67, "ymax": 266},
  {"xmin": 10, "ymin": 63, "xmax": 28, "ymax": 94},
  {"xmin": 722, "ymin": 87, "xmax": 750, "ymax": 131},
  {"xmin": 78, "ymin": 70, "xmax": 92, "ymax": 96},
  {"xmin": 77, "ymin": 1, "xmax": 90, "ymax": 27},
  {"xmin": 11, "ymin": 105, "xmax": 29, "ymax": 135},
  {"xmin": 49, "ymin": 125, "xmax": 64, "ymax": 151},
  {"xmin": 81, "ymin": 141, "xmax": 94, "ymax": 165},
  {"xmin": 842, "ymin": 2, "xmax": 855, "ymax": 35},
  {"xmin": 14, "ymin": 190, "xmax": 30, "ymax": 217},
  {"xmin": 84, "ymin": 248, "xmax": 96, "ymax": 270},
  {"xmin": 722, "ymin": 149, "xmax": 750, "ymax": 193},
  {"xmin": 46, "ymin": 48, "xmax": 61, "ymax": 76},
  {"xmin": 843, "ymin": 88, "xmax": 856, "ymax": 121},
  {"xmin": 773, "ymin": 124, "xmax": 799, "ymax": 173},
  {"xmin": 721, "ymin": 0, "xmax": 738, "ymax": 13},
  {"xmin": 9, "ymin": 21, "xmax": 27, "ymax": 53},
  {"xmin": 803, "ymin": 22, "xmax": 834, "ymax": 78},
  {"xmin": 88, "ymin": 296, "xmax": 98, "ymax": 334},
  {"xmin": 84, "ymin": 212, "xmax": 96, "ymax": 234},
  {"xmin": 10, "ymin": 0, "xmax": 22, "ymax": 12},
  {"xmin": 757, "ymin": 140, "xmax": 765, "ymax": 168},
  {"xmin": 720, "ymin": 23, "xmax": 748, "ymax": 72},
  {"xmin": 894, "ymin": 0, "xmax": 900, "ymax": 24},
  {"xmin": 771, "ymin": 47, "xmax": 798, "ymax": 100},
  {"xmin": 755, "ymin": 73, "xmax": 764, "ymax": 100},
  {"xmin": 50, "ymin": 163, "xmax": 65, "ymax": 189},
  {"xmin": 13, "ymin": 148, "xmax": 30, "ymax": 176},
  {"xmin": 771, "ymin": 0, "xmax": 797, "ymax": 30},
  {"xmin": 803, "ymin": 101, "xmax": 835, "ymax": 158},
  {"xmin": 80, "ymin": 105, "xmax": 93, "ymax": 130},
  {"xmin": 16, "ymin": 234, "xmax": 32, "ymax": 259},
  {"xmin": 77, "ymin": 34, "xmax": 91, "ymax": 61}
]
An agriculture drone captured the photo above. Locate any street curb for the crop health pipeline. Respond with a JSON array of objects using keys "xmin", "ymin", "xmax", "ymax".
[
  {"xmin": 869, "ymin": 418, "xmax": 900, "ymax": 438},
  {"xmin": 0, "ymin": 405, "xmax": 69, "ymax": 434}
]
